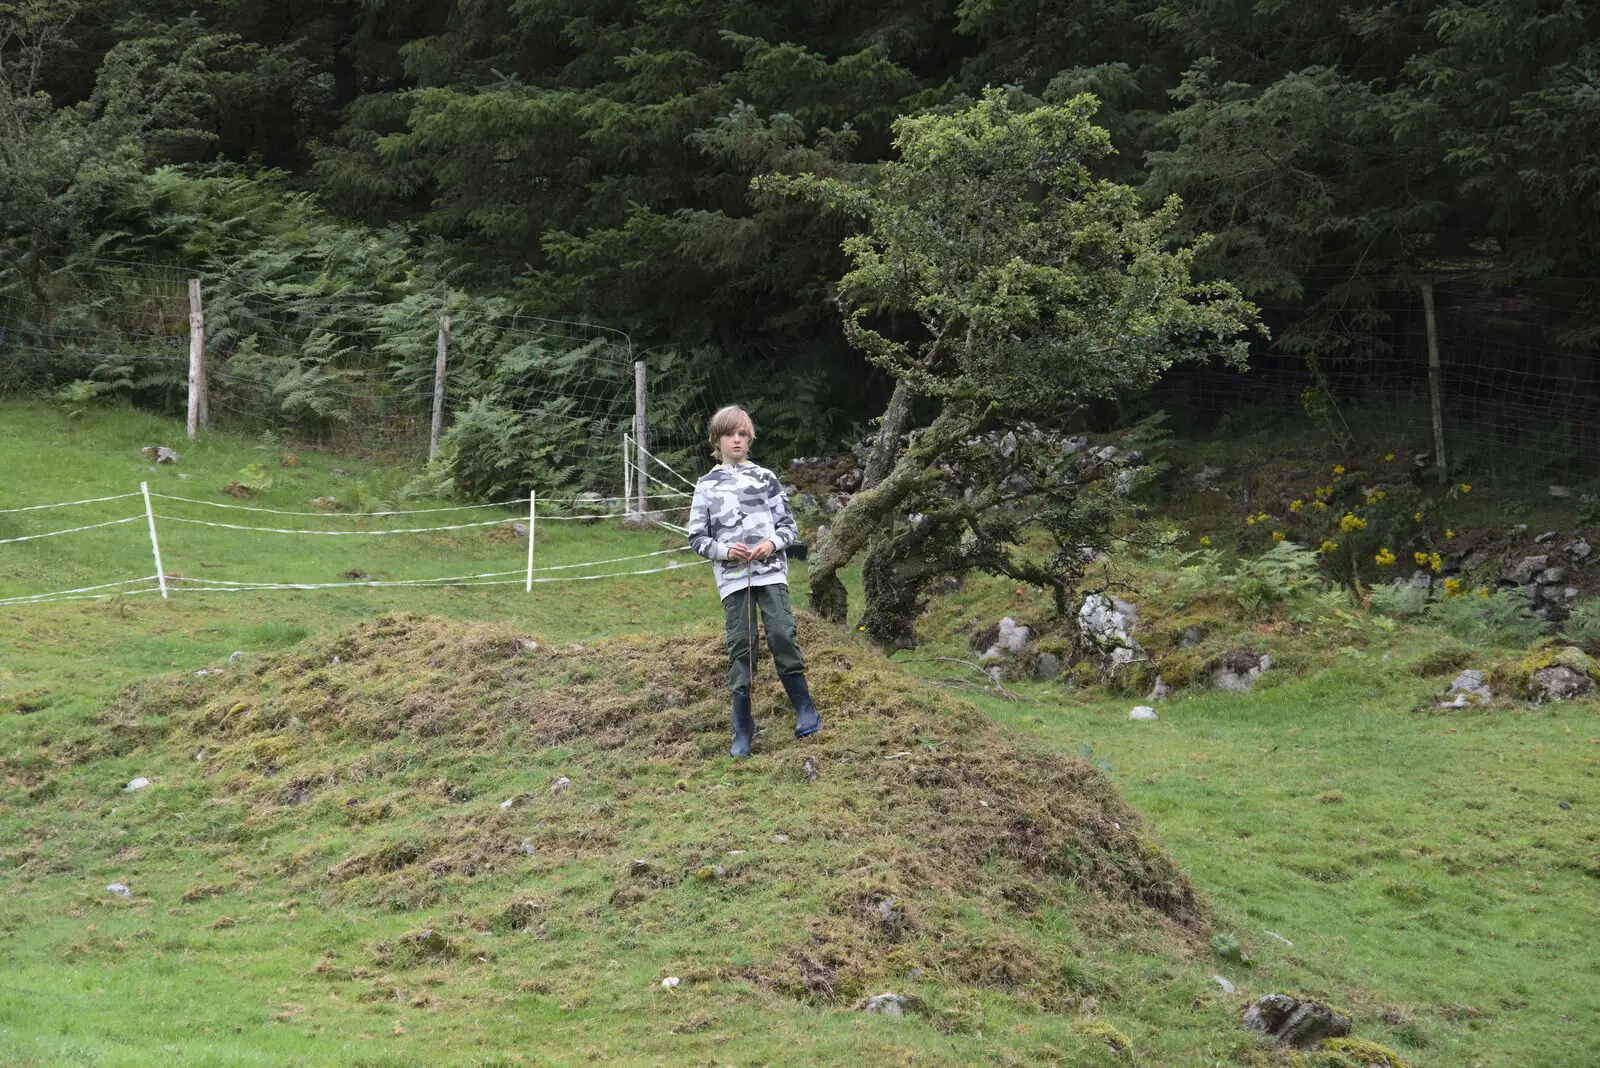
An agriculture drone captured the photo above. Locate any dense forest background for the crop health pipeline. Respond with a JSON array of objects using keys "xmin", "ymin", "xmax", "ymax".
[{"xmin": 3, "ymin": 0, "xmax": 1598, "ymax": 478}]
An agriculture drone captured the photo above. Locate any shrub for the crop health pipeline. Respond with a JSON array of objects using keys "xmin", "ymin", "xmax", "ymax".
[{"xmin": 1565, "ymin": 600, "xmax": 1600, "ymax": 647}]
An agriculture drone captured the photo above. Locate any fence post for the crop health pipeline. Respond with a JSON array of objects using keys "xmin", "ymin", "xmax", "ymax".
[
  {"xmin": 140, "ymin": 482, "xmax": 169, "ymax": 600},
  {"xmin": 187, "ymin": 279, "xmax": 205, "ymax": 440},
  {"xmin": 525, "ymin": 491, "xmax": 536, "ymax": 593},
  {"xmin": 622, "ymin": 431, "xmax": 633, "ymax": 514},
  {"xmin": 430, "ymin": 314, "xmax": 451, "ymax": 461},
  {"xmin": 633, "ymin": 360, "xmax": 648, "ymax": 516},
  {"xmin": 1420, "ymin": 281, "xmax": 1447, "ymax": 474}
]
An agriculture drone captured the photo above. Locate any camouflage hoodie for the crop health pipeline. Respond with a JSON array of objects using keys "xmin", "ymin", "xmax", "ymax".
[{"xmin": 687, "ymin": 461, "xmax": 798, "ymax": 600}]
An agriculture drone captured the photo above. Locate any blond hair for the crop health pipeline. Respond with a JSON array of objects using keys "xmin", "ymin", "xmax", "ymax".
[{"xmin": 707, "ymin": 405, "xmax": 756, "ymax": 452}]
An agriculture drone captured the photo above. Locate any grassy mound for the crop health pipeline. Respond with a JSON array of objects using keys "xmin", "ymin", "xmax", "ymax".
[
  {"xmin": 0, "ymin": 613, "xmax": 1227, "ymax": 1061},
  {"xmin": 113, "ymin": 614, "xmax": 1201, "ymax": 1006}
]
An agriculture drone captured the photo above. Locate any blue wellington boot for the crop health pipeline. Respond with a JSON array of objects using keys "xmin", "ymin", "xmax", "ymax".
[
  {"xmin": 729, "ymin": 692, "xmax": 755, "ymax": 758},
  {"xmin": 779, "ymin": 673, "xmax": 821, "ymax": 738}
]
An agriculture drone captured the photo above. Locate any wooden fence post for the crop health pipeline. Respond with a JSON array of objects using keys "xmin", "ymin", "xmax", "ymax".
[
  {"xmin": 633, "ymin": 361, "xmax": 648, "ymax": 516},
  {"xmin": 187, "ymin": 279, "xmax": 205, "ymax": 439},
  {"xmin": 1421, "ymin": 281, "xmax": 1447, "ymax": 474},
  {"xmin": 430, "ymin": 314, "xmax": 451, "ymax": 462}
]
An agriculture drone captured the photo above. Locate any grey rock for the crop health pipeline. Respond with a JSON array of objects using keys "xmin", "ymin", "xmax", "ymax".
[
  {"xmin": 1550, "ymin": 484, "xmax": 1574, "ymax": 498},
  {"xmin": 1539, "ymin": 584, "xmax": 1565, "ymax": 602},
  {"xmin": 1529, "ymin": 666, "xmax": 1592, "ymax": 704},
  {"xmin": 1094, "ymin": 445, "xmax": 1119, "ymax": 462},
  {"xmin": 1503, "ymin": 555, "xmax": 1549, "ymax": 585},
  {"xmin": 518, "ymin": 839, "xmax": 537, "ymax": 855},
  {"xmin": 1148, "ymin": 675, "xmax": 1171, "ymax": 702},
  {"xmin": 1565, "ymin": 586, "xmax": 1580, "ymax": 601},
  {"xmin": 856, "ymin": 993, "xmax": 926, "ymax": 1016},
  {"xmin": 1180, "ymin": 626, "xmax": 1202, "ymax": 648},
  {"xmin": 551, "ymin": 776, "xmax": 571, "ymax": 793},
  {"xmin": 1063, "ymin": 434, "xmax": 1089, "ymax": 454},
  {"xmin": 793, "ymin": 492, "xmax": 821, "ymax": 513},
  {"xmin": 1406, "ymin": 569, "xmax": 1433, "ymax": 591},
  {"xmin": 1192, "ymin": 464, "xmax": 1224, "ymax": 486},
  {"xmin": 1565, "ymin": 537, "xmax": 1591, "ymax": 561},
  {"xmin": 1212, "ymin": 975, "xmax": 1236, "ymax": 994},
  {"xmin": 1512, "ymin": 523, "xmax": 1529, "ymax": 534},
  {"xmin": 1214, "ymin": 670, "xmax": 1254, "ymax": 694},
  {"xmin": 995, "ymin": 617, "xmax": 1031, "ymax": 655},
  {"xmin": 107, "ymin": 883, "xmax": 132, "ymax": 897},
  {"xmin": 1033, "ymin": 651, "xmax": 1062, "ymax": 681},
  {"xmin": 1241, "ymin": 994, "xmax": 1353, "ymax": 1048},
  {"xmin": 1538, "ymin": 567, "xmax": 1566, "ymax": 585},
  {"xmin": 823, "ymin": 493, "xmax": 850, "ymax": 514},
  {"xmin": 1535, "ymin": 530, "xmax": 1560, "ymax": 545},
  {"xmin": 511, "ymin": 522, "xmax": 530, "ymax": 538},
  {"xmin": 876, "ymin": 896, "xmax": 902, "ymax": 923},
  {"xmin": 140, "ymin": 445, "xmax": 180, "ymax": 464},
  {"xmin": 1129, "ymin": 705, "xmax": 1159, "ymax": 721},
  {"xmin": 1439, "ymin": 669, "xmax": 1492, "ymax": 708},
  {"xmin": 998, "ymin": 431, "xmax": 1018, "ymax": 458},
  {"xmin": 228, "ymin": 650, "xmax": 243, "ymax": 662},
  {"xmin": 1078, "ymin": 593, "xmax": 1141, "ymax": 676},
  {"xmin": 124, "ymin": 777, "xmax": 151, "ymax": 792}
]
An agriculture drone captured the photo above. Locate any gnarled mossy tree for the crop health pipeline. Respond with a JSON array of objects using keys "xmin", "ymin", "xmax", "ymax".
[{"xmin": 760, "ymin": 88, "xmax": 1263, "ymax": 643}]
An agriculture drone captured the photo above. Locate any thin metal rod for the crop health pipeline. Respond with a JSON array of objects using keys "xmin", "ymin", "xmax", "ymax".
[{"xmin": 141, "ymin": 482, "xmax": 168, "ymax": 599}]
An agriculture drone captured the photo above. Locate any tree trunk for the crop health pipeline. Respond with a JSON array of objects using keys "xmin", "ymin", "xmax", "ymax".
[
  {"xmin": 861, "ymin": 377, "xmax": 916, "ymax": 490},
  {"xmin": 807, "ymin": 404, "xmax": 962, "ymax": 622}
]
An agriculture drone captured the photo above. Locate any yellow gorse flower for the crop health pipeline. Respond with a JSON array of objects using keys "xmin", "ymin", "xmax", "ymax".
[
  {"xmin": 1413, "ymin": 511, "xmax": 1422, "ymax": 522},
  {"xmin": 1365, "ymin": 489, "xmax": 1386, "ymax": 503},
  {"xmin": 1384, "ymin": 453, "xmax": 1395, "ymax": 462},
  {"xmin": 1442, "ymin": 577, "xmax": 1462, "ymax": 596},
  {"xmin": 1339, "ymin": 513, "xmax": 1367, "ymax": 533},
  {"xmin": 1272, "ymin": 531, "xmax": 1285, "ymax": 544},
  {"xmin": 1315, "ymin": 485, "xmax": 1333, "ymax": 501},
  {"xmin": 1199, "ymin": 536, "xmax": 1212, "ymax": 547},
  {"xmin": 1459, "ymin": 483, "xmax": 1472, "ymax": 493},
  {"xmin": 1289, "ymin": 499, "xmax": 1303, "ymax": 513},
  {"xmin": 1374, "ymin": 547, "xmax": 1396, "ymax": 566},
  {"xmin": 1312, "ymin": 500, "xmax": 1328, "ymax": 511},
  {"xmin": 1445, "ymin": 529, "xmax": 1455, "ymax": 539},
  {"xmin": 1319, "ymin": 539, "xmax": 1340, "ymax": 555},
  {"xmin": 1428, "ymin": 552, "xmax": 1443, "ymax": 573},
  {"xmin": 1333, "ymin": 464, "xmax": 1345, "ymax": 475},
  {"xmin": 1413, "ymin": 551, "xmax": 1429, "ymax": 565}
]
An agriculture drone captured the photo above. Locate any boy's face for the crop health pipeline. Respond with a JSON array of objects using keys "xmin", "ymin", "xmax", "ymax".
[{"xmin": 718, "ymin": 425, "xmax": 752, "ymax": 463}]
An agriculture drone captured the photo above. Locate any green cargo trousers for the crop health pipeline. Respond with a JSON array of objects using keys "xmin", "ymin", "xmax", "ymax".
[{"xmin": 722, "ymin": 582, "xmax": 805, "ymax": 695}]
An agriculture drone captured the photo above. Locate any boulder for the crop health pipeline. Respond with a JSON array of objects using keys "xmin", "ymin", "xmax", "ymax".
[
  {"xmin": 1129, "ymin": 706, "xmax": 1159, "ymax": 721},
  {"xmin": 1502, "ymin": 555, "xmax": 1548, "ymax": 585},
  {"xmin": 1214, "ymin": 649, "xmax": 1271, "ymax": 693},
  {"xmin": 854, "ymin": 993, "xmax": 926, "ymax": 1016},
  {"xmin": 1438, "ymin": 669, "xmax": 1491, "ymax": 708},
  {"xmin": 1535, "ymin": 530, "xmax": 1560, "ymax": 545},
  {"xmin": 140, "ymin": 446, "xmax": 180, "ymax": 464},
  {"xmin": 1564, "ymin": 537, "xmax": 1591, "ymax": 562},
  {"xmin": 1033, "ymin": 651, "xmax": 1062, "ymax": 681},
  {"xmin": 1549, "ymin": 484, "xmax": 1573, "ymax": 498},
  {"xmin": 1148, "ymin": 675, "xmax": 1171, "ymax": 702},
  {"xmin": 1528, "ymin": 666, "xmax": 1592, "ymax": 703},
  {"xmin": 1407, "ymin": 569, "xmax": 1432, "ymax": 591},
  {"xmin": 1241, "ymin": 994, "xmax": 1353, "ymax": 1048},
  {"xmin": 1078, "ymin": 594, "xmax": 1141, "ymax": 676}
]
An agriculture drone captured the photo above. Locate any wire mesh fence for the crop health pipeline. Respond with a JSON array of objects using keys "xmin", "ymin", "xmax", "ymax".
[
  {"xmin": 0, "ymin": 256, "xmax": 726, "ymax": 488},
  {"xmin": 1147, "ymin": 273, "xmax": 1600, "ymax": 490}
]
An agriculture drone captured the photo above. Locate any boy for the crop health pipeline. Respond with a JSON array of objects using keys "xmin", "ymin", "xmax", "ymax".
[{"xmin": 687, "ymin": 405, "xmax": 820, "ymax": 758}]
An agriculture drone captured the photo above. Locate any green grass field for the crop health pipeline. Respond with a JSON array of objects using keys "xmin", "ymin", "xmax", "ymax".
[{"xmin": 2, "ymin": 400, "xmax": 1597, "ymax": 1066}]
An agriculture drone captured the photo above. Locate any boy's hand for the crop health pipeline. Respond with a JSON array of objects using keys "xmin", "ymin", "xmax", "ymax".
[
  {"xmin": 748, "ymin": 540, "xmax": 776, "ymax": 561},
  {"xmin": 727, "ymin": 543, "xmax": 751, "ymax": 562}
]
